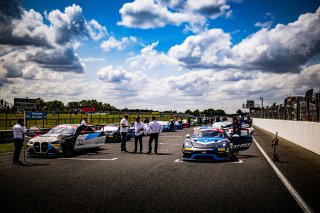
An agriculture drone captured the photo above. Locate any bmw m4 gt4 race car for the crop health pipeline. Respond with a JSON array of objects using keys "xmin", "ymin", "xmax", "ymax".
[
  {"xmin": 182, "ymin": 128, "xmax": 232, "ymax": 161},
  {"xmin": 27, "ymin": 124, "xmax": 106, "ymax": 157}
]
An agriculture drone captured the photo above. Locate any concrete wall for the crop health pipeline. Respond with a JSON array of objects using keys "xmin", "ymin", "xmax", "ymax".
[{"xmin": 253, "ymin": 118, "xmax": 320, "ymax": 155}]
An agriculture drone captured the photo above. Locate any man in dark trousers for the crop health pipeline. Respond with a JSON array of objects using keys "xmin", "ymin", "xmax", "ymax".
[
  {"xmin": 147, "ymin": 116, "xmax": 162, "ymax": 154},
  {"xmin": 134, "ymin": 116, "xmax": 144, "ymax": 153},
  {"xmin": 12, "ymin": 118, "xmax": 26, "ymax": 165},
  {"xmin": 120, "ymin": 114, "xmax": 129, "ymax": 152}
]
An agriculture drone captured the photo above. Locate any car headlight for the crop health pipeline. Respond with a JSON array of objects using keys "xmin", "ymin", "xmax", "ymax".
[
  {"xmin": 218, "ymin": 141, "xmax": 227, "ymax": 147},
  {"xmin": 28, "ymin": 141, "xmax": 34, "ymax": 145},
  {"xmin": 184, "ymin": 140, "xmax": 193, "ymax": 148}
]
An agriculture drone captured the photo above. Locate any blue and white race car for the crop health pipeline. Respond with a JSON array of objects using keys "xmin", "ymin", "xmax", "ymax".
[
  {"xmin": 27, "ymin": 124, "xmax": 106, "ymax": 157},
  {"xmin": 182, "ymin": 128, "xmax": 232, "ymax": 161},
  {"xmin": 182, "ymin": 127, "xmax": 253, "ymax": 161}
]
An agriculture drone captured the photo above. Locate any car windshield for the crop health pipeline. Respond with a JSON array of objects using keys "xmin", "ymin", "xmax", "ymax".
[
  {"xmin": 47, "ymin": 125, "xmax": 77, "ymax": 135},
  {"xmin": 193, "ymin": 130, "xmax": 224, "ymax": 138}
]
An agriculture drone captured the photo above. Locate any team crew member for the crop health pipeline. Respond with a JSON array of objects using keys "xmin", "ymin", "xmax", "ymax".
[
  {"xmin": 224, "ymin": 116, "xmax": 242, "ymax": 136},
  {"xmin": 81, "ymin": 117, "xmax": 88, "ymax": 126},
  {"xmin": 134, "ymin": 116, "xmax": 144, "ymax": 153},
  {"xmin": 13, "ymin": 118, "xmax": 26, "ymax": 165},
  {"xmin": 120, "ymin": 114, "xmax": 129, "ymax": 152},
  {"xmin": 147, "ymin": 116, "xmax": 162, "ymax": 154}
]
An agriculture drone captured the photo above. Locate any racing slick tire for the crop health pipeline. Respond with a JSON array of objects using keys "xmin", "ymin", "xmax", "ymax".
[{"xmin": 62, "ymin": 141, "xmax": 75, "ymax": 157}]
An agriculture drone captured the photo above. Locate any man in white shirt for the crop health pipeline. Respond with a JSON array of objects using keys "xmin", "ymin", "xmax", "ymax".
[
  {"xmin": 147, "ymin": 116, "xmax": 162, "ymax": 154},
  {"xmin": 12, "ymin": 118, "xmax": 27, "ymax": 165},
  {"xmin": 134, "ymin": 116, "xmax": 144, "ymax": 153},
  {"xmin": 81, "ymin": 116, "xmax": 88, "ymax": 126},
  {"xmin": 120, "ymin": 114, "xmax": 129, "ymax": 152}
]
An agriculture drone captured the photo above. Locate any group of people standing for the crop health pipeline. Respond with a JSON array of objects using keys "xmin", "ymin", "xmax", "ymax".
[
  {"xmin": 11, "ymin": 114, "xmax": 163, "ymax": 164},
  {"xmin": 119, "ymin": 114, "xmax": 162, "ymax": 154}
]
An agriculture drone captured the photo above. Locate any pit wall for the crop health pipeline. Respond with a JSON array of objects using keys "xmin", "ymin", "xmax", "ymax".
[{"xmin": 253, "ymin": 118, "xmax": 320, "ymax": 155}]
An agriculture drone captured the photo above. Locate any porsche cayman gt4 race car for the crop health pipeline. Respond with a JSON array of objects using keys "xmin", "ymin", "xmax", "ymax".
[
  {"xmin": 182, "ymin": 128, "xmax": 232, "ymax": 161},
  {"xmin": 182, "ymin": 127, "xmax": 253, "ymax": 161},
  {"xmin": 27, "ymin": 124, "xmax": 106, "ymax": 157}
]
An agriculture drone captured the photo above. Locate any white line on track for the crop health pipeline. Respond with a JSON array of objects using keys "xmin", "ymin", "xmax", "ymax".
[
  {"xmin": 160, "ymin": 136, "xmax": 183, "ymax": 138},
  {"xmin": 253, "ymin": 137, "xmax": 313, "ymax": 213},
  {"xmin": 159, "ymin": 143, "xmax": 181, "ymax": 145},
  {"xmin": 231, "ymin": 160, "xmax": 243, "ymax": 164},
  {"xmin": 58, "ymin": 157, "xmax": 118, "ymax": 161},
  {"xmin": 174, "ymin": 159, "xmax": 243, "ymax": 163},
  {"xmin": 174, "ymin": 159, "xmax": 184, "ymax": 163}
]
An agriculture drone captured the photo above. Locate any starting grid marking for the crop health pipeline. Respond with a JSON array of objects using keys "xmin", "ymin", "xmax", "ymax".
[
  {"xmin": 159, "ymin": 143, "xmax": 182, "ymax": 145},
  {"xmin": 58, "ymin": 158, "xmax": 118, "ymax": 161},
  {"xmin": 159, "ymin": 136, "xmax": 183, "ymax": 138},
  {"xmin": 174, "ymin": 159, "xmax": 243, "ymax": 163}
]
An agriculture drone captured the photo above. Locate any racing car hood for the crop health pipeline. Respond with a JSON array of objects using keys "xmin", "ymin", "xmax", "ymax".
[
  {"xmin": 30, "ymin": 133, "xmax": 71, "ymax": 143},
  {"xmin": 191, "ymin": 137, "xmax": 224, "ymax": 143}
]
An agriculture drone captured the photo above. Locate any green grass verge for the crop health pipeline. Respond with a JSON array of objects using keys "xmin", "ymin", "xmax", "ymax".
[
  {"xmin": 0, "ymin": 143, "xmax": 14, "ymax": 154},
  {"xmin": 0, "ymin": 113, "xmax": 179, "ymax": 130}
]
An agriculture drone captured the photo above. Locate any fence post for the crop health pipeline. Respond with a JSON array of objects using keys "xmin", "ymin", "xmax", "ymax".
[{"xmin": 5, "ymin": 109, "xmax": 8, "ymax": 129}]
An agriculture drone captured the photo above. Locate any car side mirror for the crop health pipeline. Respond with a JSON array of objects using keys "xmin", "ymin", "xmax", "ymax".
[{"xmin": 186, "ymin": 134, "xmax": 190, "ymax": 138}]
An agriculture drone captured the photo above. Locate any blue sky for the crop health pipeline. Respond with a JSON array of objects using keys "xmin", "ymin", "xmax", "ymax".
[{"xmin": 1, "ymin": 0, "xmax": 320, "ymax": 113}]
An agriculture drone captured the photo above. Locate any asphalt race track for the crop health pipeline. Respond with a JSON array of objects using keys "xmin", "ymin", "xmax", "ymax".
[{"xmin": 0, "ymin": 127, "xmax": 319, "ymax": 213}]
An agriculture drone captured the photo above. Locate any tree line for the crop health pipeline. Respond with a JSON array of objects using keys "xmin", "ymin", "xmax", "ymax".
[
  {"xmin": 5, "ymin": 98, "xmax": 229, "ymax": 116},
  {"xmin": 184, "ymin": 108, "xmax": 226, "ymax": 116},
  {"xmin": 34, "ymin": 98, "xmax": 118, "ymax": 112}
]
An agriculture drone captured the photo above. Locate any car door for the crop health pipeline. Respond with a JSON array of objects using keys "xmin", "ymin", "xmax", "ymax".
[
  {"xmin": 229, "ymin": 129, "xmax": 253, "ymax": 152},
  {"xmin": 75, "ymin": 126, "xmax": 105, "ymax": 149}
]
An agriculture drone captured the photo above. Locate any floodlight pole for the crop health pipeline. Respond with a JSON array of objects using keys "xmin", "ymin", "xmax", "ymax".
[{"xmin": 260, "ymin": 97, "xmax": 264, "ymax": 108}]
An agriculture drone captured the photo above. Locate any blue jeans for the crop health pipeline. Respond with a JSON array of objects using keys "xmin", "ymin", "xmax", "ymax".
[{"xmin": 121, "ymin": 132, "xmax": 127, "ymax": 151}]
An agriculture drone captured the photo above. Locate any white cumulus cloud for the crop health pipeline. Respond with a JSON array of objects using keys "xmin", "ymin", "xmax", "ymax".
[
  {"xmin": 118, "ymin": 0, "xmax": 231, "ymax": 33},
  {"xmin": 101, "ymin": 36, "xmax": 137, "ymax": 52}
]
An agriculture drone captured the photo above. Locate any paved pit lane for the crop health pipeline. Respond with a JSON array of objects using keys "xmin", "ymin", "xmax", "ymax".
[{"xmin": 0, "ymin": 128, "xmax": 318, "ymax": 213}]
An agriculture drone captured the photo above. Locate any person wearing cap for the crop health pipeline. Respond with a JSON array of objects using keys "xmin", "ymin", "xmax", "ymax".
[
  {"xmin": 12, "ymin": 118, "xmax": 26, "ymax": 165},
  {"xmin": 120, "ymin": 114, "xmax": 129, "ymax": 152},
  {"xmin": 134, "ymin": 116, "xmax": 144, "ymax": 153},
  {"xmin": 147, "ymin": 116, "xmax": 162, "ymax": 154}
]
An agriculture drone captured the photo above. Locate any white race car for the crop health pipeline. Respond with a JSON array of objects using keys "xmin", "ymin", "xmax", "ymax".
[{"xmin": 27, "ymin": 124, "xmax": 106, "ymax": 157}]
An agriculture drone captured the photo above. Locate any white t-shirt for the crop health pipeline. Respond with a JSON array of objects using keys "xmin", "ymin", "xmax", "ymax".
[
  {"xmin": 120, "ymin": 118, "xmax": 129, "ymax": 133},
  {"xmin": 13, "ymin": 123, "xmax": 26, "ymax": 139},
  {"xmin": 81, "ymin": 120, "xmax": 88, "ymax": 125}
]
